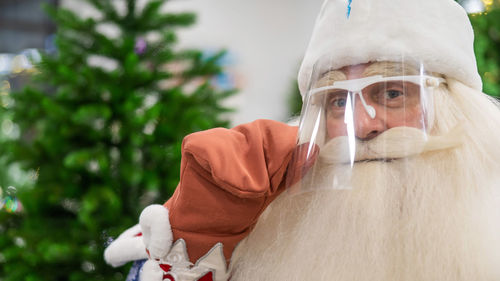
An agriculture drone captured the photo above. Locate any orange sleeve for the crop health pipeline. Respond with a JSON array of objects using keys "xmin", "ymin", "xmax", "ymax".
[{"xmin": 164, "ymin": 119, "xmax": 298, "ymax": 263}]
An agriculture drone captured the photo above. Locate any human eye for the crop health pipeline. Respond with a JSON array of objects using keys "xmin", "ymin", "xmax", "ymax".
[
  {"xmin": 378, "ymin": 89, "xmax": 405, "ymax": 108},
  {"xmin": 374, "ymin": 82, "xmax": 406, "ymax": 107},
  {"xmin": 384, "ymin": 89, "xmax": 404, "ymax": 100},
  {"xmin": 326, "ymin": 91, "xmax": 348, "ymax": 117},
  {"xmin": 331, "ymin": 97, "xmax": 347, "ymax": 108},
  {"xmin": 327, "ymin": 92, "xmax": 348, "ymax": 109}
]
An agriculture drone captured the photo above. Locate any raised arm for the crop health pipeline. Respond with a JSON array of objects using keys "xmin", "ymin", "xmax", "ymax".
[{"xmin": 165, "ymin": 119, "xmax": 299, "ymax": 263}]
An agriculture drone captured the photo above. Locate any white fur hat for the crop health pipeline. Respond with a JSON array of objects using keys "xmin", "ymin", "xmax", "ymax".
[{"xmin": 298, "ymin": 0, "xmax": 482, "ymax": 97}]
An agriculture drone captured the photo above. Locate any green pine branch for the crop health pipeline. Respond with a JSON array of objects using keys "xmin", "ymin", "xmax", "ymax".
[{"xmin": 0, "ymin": 0, "xmax": 236, "ymax": 280}]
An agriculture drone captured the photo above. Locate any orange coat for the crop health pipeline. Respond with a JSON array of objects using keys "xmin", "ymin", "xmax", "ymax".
[{"xmin": 164, "ymin": 119, "xmax": 299, "ymax": 263}]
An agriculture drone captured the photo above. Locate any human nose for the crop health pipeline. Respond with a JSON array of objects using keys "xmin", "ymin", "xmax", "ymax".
[{"xmin": 353, "ymin": 96, "xmax": 386, "ymax": 140}]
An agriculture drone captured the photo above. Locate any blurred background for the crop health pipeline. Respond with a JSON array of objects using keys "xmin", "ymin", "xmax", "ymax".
[
  {"xmin": 0, "ymin": 0, "xmax": 499, "ymax": 280},
  {"xmin": 1, "ymin": 0, "xmax": 324, "ymax": 125}
]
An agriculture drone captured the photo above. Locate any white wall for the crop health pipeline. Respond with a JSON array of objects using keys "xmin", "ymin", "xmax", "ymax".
[
  {"xmin": 63, "ymin": 0, "xmax": 324, "ymax": 125},
  {"xmin": 166, "ymin": 0, "xmax": 323, "ymax": 125}
]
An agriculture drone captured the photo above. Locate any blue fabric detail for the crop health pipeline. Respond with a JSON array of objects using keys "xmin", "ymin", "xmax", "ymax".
[
  {"xmin": 126, "ymin": 259, "xmax": 147, "ymax": 281},
  {"xmin": 347, "ymin": 0, "xmax": 353, "ymax": 18}
]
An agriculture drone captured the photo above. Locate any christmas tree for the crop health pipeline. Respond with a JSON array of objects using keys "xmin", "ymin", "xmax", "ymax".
[
  {"xmin": 469, "ymin": 1, "xmax": 500, "ymax": 97},
  {"xmin": 0, "ymin": 0, "xmax": 234, "ymax": 280}
]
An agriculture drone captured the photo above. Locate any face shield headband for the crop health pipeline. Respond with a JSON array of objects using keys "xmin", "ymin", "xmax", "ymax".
[{"xmin": 309, "ymin": 74, "xmax": 446, "ymax": 120}]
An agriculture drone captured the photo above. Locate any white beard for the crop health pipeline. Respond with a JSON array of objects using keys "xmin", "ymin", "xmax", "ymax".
[
  {"xmin": 230, "ymin": 154, "xmax": 500, "ymax": 280},
  {"xmin": 229, "ymin": 81, "xmax": 500, "ymax": 281}
]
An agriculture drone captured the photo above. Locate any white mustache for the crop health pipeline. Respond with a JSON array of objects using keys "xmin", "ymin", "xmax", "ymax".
[{"xmin": 319, "ymin": 126, "xmax": 464, "ymax": 165}]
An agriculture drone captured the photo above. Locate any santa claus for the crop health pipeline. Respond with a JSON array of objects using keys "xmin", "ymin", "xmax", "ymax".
[{"xmin": 105, "ymin": 0, "xmax": 500, "ymax": 280}]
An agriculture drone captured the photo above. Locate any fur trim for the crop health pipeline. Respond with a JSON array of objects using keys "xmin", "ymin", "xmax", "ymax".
[
  {"xmin": 140, "ymin": 259, "xmax": 164, "ymax": 281},
  {"xmin": 104, "ymin": 224, "xmax": 148, "ymax": 267},
  {"xmin": 139, "ymin": 204, "xmax": 173, "ymax": 260},
  {"xmin": 298, "ymin": 0, "xmax": 481, "ymax": 97}
]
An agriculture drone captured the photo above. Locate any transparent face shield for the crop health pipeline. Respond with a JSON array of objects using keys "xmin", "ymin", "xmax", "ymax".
[{"xmin": 287, "ymin": 60, "xmax": 446, "ymax": 194}]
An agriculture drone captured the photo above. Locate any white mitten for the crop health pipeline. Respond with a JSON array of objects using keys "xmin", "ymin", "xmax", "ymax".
[
  {"xmin": 139, "ymin": 204, "xmax": 174, "ymax": 260},
  {"xmin": 140, "ymin": 259, "xmax": 165, "ymax": 281},
  {"xmin": 104, "ymin": 224, "xmax": 148, "ymax": 267},
  {"xmin": 139, "ymin": 204, "xmax": 229, "ymax": 281},
  {"xmin": 139, "ymin": 204, "xmax": 173, "ymax": 281}
]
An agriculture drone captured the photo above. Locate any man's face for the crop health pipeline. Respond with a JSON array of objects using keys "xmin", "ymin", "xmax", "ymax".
[{"xmin": 322, "ymin": 63, "xmax": 425, "ymax": 140}]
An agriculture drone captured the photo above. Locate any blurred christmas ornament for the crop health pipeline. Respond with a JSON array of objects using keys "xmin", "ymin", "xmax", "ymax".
[
  {"xmin": 1, "ymin": 186, "xmax": 23, "ymax": 213},
  {"xmin": 458, "ymin": 0, "xmax": 499, "ymax": 13},
  {"xmin": 459, "ymin": 0, "xmax": 485, "ymax": 13},
  {"xmin": 135, "ymin": 38, "xmax": 147, "ymax": 55},
  {"xmin": 2, "ymin": 196, "xmax": 22, "ymax": 213},
  {"xmin": 0, "ymin": 49, "xmax": 41, "ymax": 75}
]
